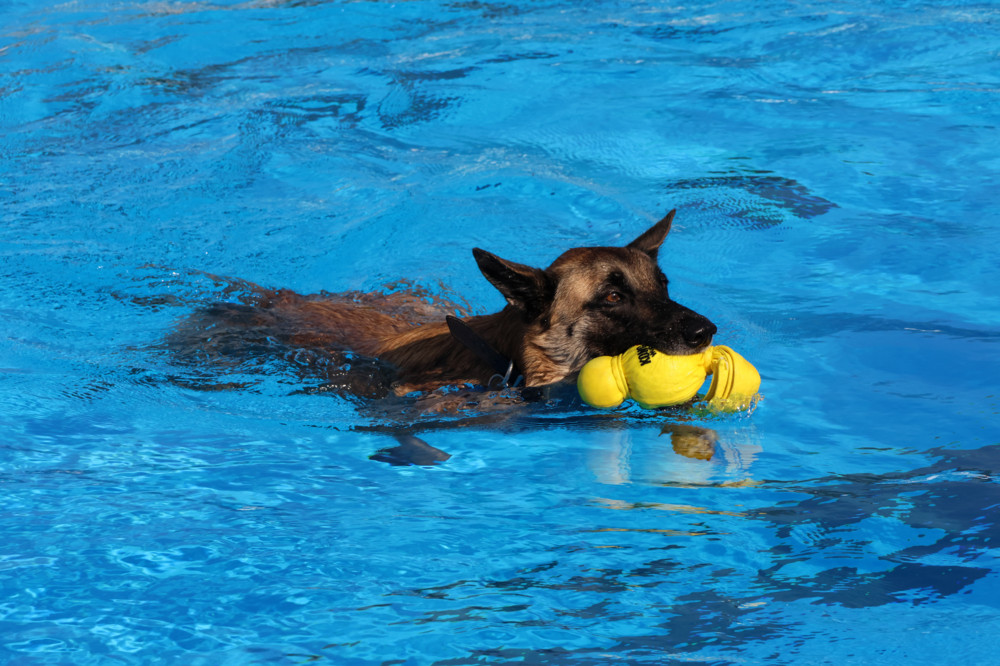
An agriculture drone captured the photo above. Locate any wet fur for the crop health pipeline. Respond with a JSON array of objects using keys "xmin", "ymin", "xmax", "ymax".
[{"xmin": 168, "ymin": 210, "xmax": 716, "ymax": 399}]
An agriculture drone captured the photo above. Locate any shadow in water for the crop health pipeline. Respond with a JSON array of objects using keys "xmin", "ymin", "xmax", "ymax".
[{"xmin": 349, "ymin": 445, "xmax": 1000, "ymax": 665}]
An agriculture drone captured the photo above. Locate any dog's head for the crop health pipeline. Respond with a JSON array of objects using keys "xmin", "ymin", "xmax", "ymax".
[{"xmin": 473, "ymin": 210, "xmax": 717, "ymax": 386}]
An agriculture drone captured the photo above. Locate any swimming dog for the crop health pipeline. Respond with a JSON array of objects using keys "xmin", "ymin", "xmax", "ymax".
[{"xmin": 167, "ymin": 210, "xmax": 716, "ymax": 404}]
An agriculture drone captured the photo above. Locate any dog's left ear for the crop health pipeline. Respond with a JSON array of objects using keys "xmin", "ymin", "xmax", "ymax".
[
  {"xmin": 473, "ymin": 248, "xmax": 553, "ymax": 320},
  {"xmin": 626, "ymin": 209, "xmax": 675, "ymax": 260}
]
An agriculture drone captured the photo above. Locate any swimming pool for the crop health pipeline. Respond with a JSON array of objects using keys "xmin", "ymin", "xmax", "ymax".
[{"xmin": 2, "ymin": 0, "xmax": 999, "ymax": 663}]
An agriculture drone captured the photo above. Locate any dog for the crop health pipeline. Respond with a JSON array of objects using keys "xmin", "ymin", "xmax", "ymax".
[
  {"xmin": 162, "ymin": 209, "xmax": 722, "ymax": 463},
  {"xmin": 166, "ymin": 209, "xmax": 716, "ymax": 407}
]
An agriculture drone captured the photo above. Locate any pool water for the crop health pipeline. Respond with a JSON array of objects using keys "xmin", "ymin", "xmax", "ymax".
[{"xmin": 3, "ymin": 0, "xmax": 1000, "ymax": 663}]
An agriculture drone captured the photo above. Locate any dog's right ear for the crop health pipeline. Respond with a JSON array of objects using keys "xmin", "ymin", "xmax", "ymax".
[
  {"xmin": 626, "ymin": 209, "xmax": 675, "ymax": 260},
  {"xmin": 473, "ymin": 248, "xmax": 553, "ymax": 320}
]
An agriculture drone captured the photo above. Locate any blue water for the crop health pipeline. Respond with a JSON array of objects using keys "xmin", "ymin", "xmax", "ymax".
[{"xmin": 3, "ymin": 0, "xmax": 1000, "ymax": 663}]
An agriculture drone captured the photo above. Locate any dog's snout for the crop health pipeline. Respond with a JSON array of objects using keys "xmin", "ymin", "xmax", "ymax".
[{"xmin": 682, "ymin": 319, "xmax": 717, "ymax": 349}]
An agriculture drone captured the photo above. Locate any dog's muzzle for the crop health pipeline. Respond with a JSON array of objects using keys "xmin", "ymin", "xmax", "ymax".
[{"xmin": 682, "ymin": 318, "xmax": 717, "ymax": 349}]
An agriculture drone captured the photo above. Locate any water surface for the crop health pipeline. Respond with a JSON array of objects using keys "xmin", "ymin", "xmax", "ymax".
[{"xmin": 2, "ymin": 1, "xmax": 999, "ymax": 664}]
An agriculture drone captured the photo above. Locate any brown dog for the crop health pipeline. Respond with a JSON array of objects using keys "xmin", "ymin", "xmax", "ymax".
[{"xmin": 167, "ymin": 210, "xmax": 716, "ymax": 404}]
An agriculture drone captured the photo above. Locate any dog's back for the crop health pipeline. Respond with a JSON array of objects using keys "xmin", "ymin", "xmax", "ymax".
[{"xmin": 167, "ymin": 210, "xmax": 716, "ymax": 401}]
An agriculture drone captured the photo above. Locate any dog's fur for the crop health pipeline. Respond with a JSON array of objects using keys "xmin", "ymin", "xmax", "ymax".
[{"xmin": 169, "ymin": 210, "xmax": 716, "ymax": 401}]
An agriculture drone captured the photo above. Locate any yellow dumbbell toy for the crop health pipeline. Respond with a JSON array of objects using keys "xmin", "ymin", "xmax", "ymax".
[{"xmin": 577, "ymin": 344, "xmax": 760, "ymax": 411}]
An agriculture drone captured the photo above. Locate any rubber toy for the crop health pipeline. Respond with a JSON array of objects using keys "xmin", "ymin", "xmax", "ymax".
[{"xmin": 577, "ymin": 345, "xmax": 760, "ymax": 411}]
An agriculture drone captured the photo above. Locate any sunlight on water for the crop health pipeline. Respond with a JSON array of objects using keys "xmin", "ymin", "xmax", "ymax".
[{"xmin": 2, "ymin": 0, "xmax": 1000, "ymax": 664}]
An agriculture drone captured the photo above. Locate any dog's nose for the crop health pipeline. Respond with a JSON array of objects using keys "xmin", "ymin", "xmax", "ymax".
[{"xmin": 682, "ymin": 319, "xmax": 717, "ymax": 348}]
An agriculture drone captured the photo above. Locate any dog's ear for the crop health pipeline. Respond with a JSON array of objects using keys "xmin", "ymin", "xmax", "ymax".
[
  {"xmin": 626, "ymin": 209, "xmax": 675, "ymax": 260},
  {"xmin": 473, "ymin": 248, "xmax": 553, "ymax": 320}
]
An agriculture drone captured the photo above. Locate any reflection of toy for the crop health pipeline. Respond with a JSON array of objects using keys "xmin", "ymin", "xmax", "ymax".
[{"xmin": 577, "ymin": 345, "xmax": 761, "ymax": 411}]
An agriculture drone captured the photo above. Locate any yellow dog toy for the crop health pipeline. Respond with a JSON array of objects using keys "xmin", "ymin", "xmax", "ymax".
[{"xmin": 577, "ymin": 345, "xmax": 761, "ymax": 411}]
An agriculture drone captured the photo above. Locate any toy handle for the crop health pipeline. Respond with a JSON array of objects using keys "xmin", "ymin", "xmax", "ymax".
[{"xmin": 704, "ymin": 345, "xmax": 761, "ymax": 410}]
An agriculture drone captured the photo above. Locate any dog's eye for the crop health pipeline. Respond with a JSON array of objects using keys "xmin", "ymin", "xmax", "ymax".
[{"xmin": 604, "ymin": 291, "xmax": 623, "ymax": 304}]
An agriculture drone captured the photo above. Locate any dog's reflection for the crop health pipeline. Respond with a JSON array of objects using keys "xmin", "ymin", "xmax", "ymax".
[
  {"xmin": 588, "ymin": 421, "xmax": 761, "ymax": 486},
  {"xmin": 370, "ymin": 435, "xmax": 452, "ymax": 466},
  {"xmin": 368, "ymin": 418, "xmax": 754, "ymax": 488},
  {"xmin": 662, "ymin": 424, "xmax": 718, "ymax": 461}
]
